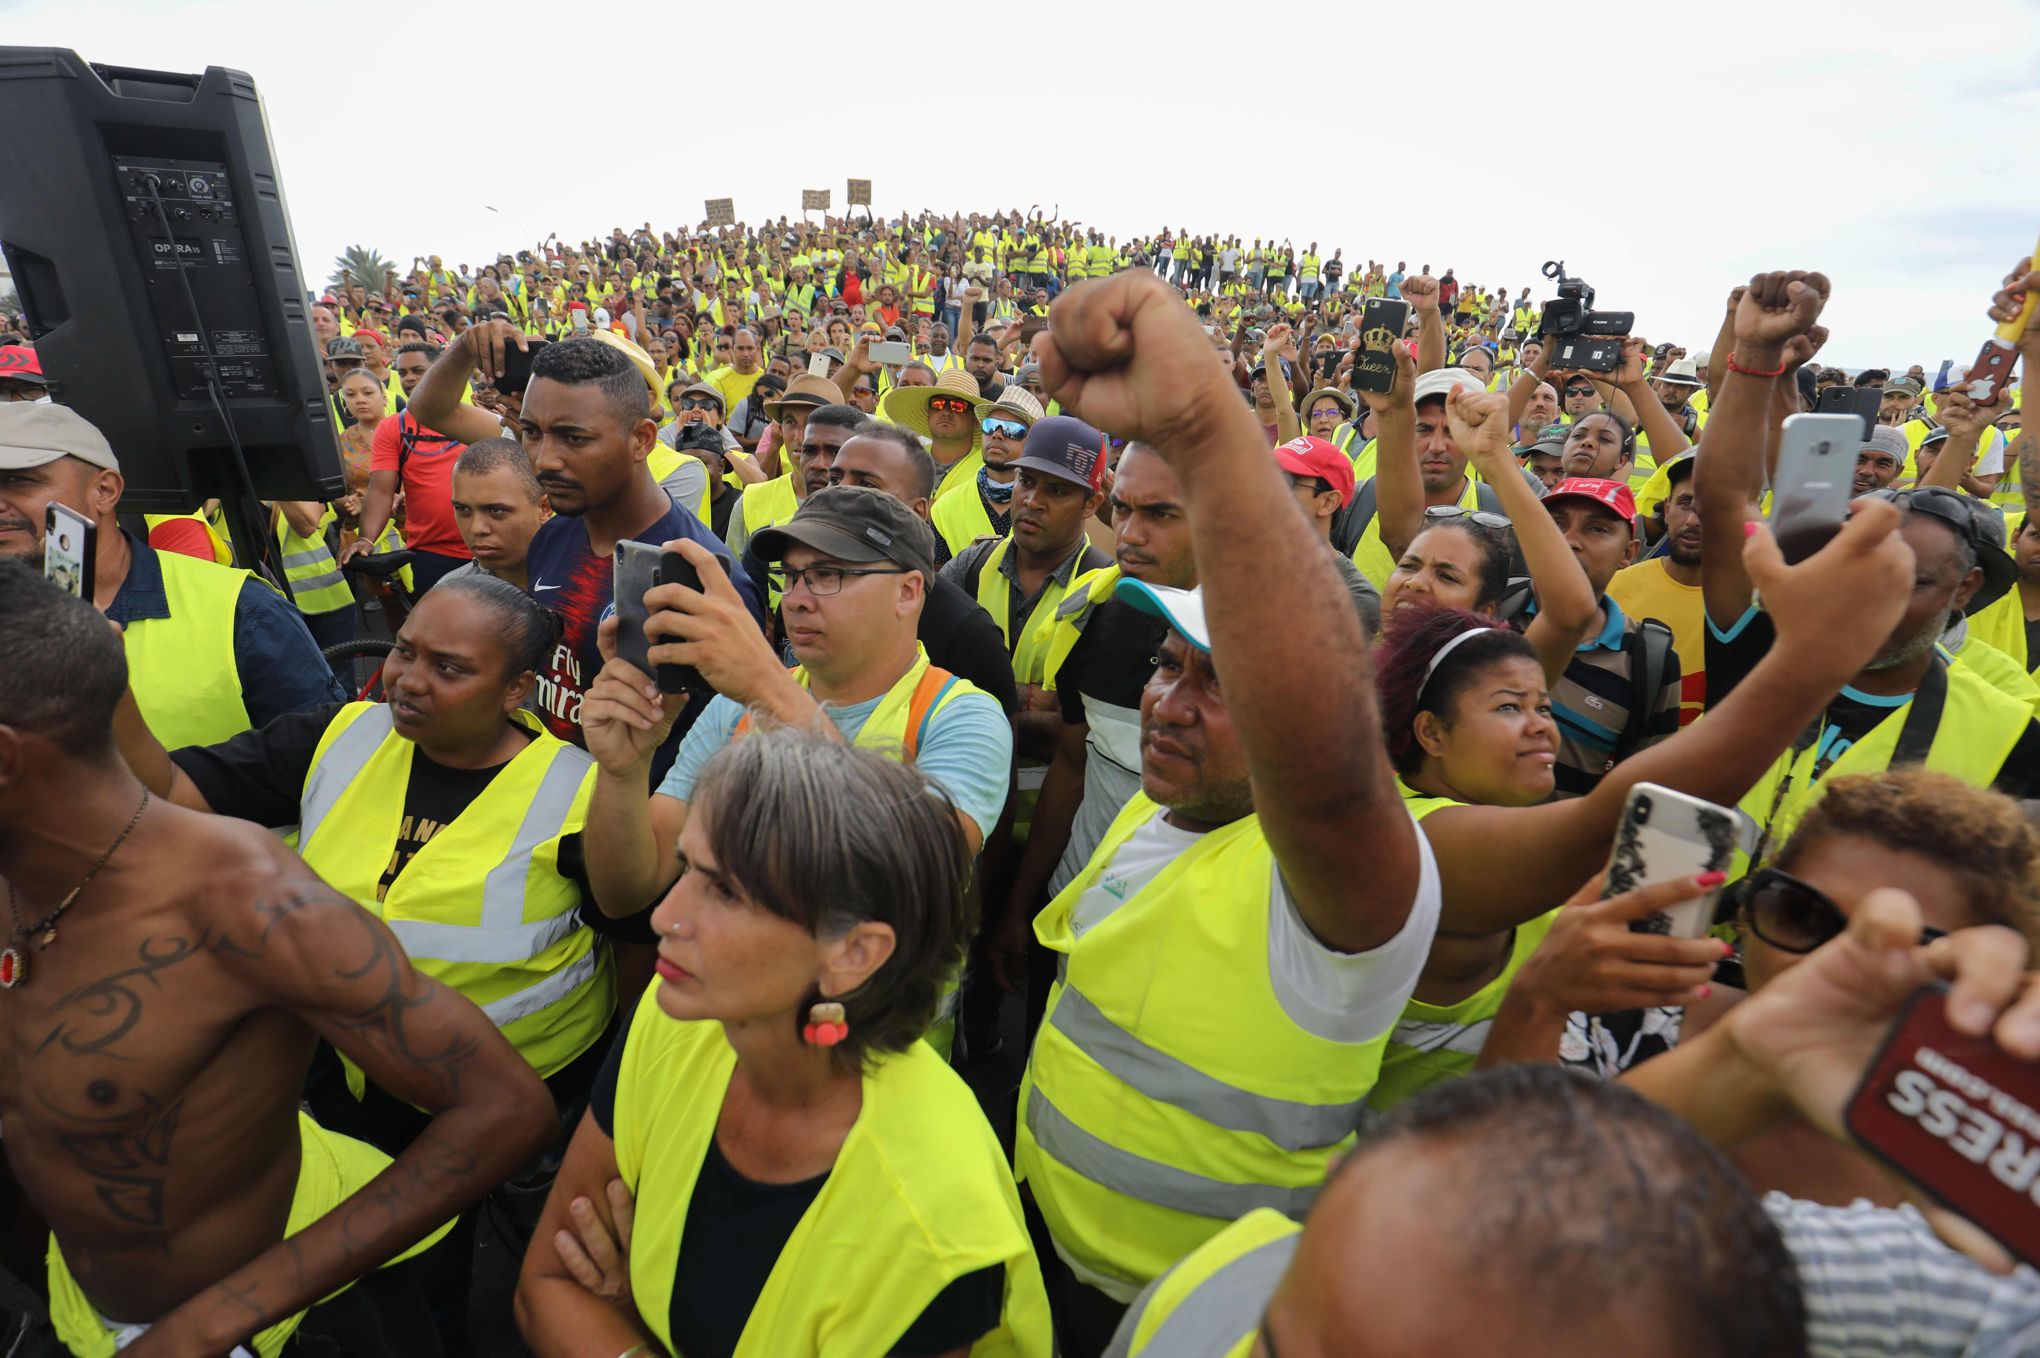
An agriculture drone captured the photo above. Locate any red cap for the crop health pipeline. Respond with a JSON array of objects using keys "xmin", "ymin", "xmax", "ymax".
[
  {"xmin": 566, "ymin": 300, "xmax": 589, "ymax": 312},
  {"xmin": 317, "ymin": 294, "xmax": 339, "ymax": 306},
  {"xmin": 1273, "ymin": 435, "xmax": 1356, "ymax": 508},
  {"xmin": 0, "ymin": 346, "xmax": 45, "ymax": 383},
  {"xmin": 1545, "ymin": 477, "xmax": 1637, "ymax": 527}
]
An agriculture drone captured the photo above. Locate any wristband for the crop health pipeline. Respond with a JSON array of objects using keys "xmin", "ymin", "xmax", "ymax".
[{"xmin": 1725, "ymin": 351, "xmax": 1788, "ymax": 379}]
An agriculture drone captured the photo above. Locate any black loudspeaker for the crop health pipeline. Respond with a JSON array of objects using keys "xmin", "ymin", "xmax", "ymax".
[{"xmin": 0, "ymin": 48, "xmax": 343, "ymax": 511}]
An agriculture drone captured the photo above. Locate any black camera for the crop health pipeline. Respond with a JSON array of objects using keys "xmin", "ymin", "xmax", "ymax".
[{"xmin": 1537, "ymin": 260, "xmax": 1633, "ymax": 339}]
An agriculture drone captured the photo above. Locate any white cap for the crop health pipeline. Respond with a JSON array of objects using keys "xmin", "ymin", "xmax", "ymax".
[
  {"xmin": 1413, "ymin": 367, "xmax": 1488, "ymax": 405},
  {"xmin": 1115, "ymin": 579, "xmax": 1209, "ymax": 652},
  {"xmin": 0, "ymin": 403, "xmax": 120, "ymax": 472}
]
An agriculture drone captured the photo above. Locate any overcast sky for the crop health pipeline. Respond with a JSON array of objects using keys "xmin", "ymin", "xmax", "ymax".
[{"xmin": 6, "ymin": 0, "xmax": 2038, "ymax": 368}]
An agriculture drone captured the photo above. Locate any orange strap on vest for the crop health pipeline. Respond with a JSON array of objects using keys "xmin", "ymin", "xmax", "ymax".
[{"xmin": 732, "ymin": 665, "xmax": 958, "ymax": 763}]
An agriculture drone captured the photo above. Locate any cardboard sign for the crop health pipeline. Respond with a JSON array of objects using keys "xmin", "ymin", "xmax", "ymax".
[
  {"xmin": 705, "ymin": 198, "xmax": 735, "ymax": 227},
  {"xmin": 847, "ymin": 179, "xmax": 872, "ymax": 206},
  {"xmin": 802, "ymin": 189, "xmax": 830, "ymax": 211}
]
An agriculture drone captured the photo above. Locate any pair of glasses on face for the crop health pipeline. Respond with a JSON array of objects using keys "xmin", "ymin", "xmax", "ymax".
[
  {"xmin": 982, "ymin": 417, "xmax": 1028, "ymax": 439},
  {"xmin": 679, "ymin": 397, "xmax": 718, "ymax": 412},
  {"xmin": 767, "ymin": 563, "xmax": 910, "ymax": 596},
  {"xmin": 1424, "ymin": 505, "xmax": 1511, "ymax": 531},
  {"xmin": 930, "ymin": 396, "xmax": 974, "ymax": 414},
  {"xmin": 1727, "ymin": 868, "xmax": 1946, "ymax": 955},
  {"xmin": 1564, "ymin": 384, "xmax": 1597, "ymax": 398}
]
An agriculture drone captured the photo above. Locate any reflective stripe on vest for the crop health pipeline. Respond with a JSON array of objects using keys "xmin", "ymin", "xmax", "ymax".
[
  {"xmin": 731, "ymin": 647, "xmax": 970, "ymax": 765},
  {"xmin": 1040, "ymin": 563, "xmax": 1123, "ymax": 692},
  {"xmin": 1018, "ymin": 793, "xmax": 1392, "ymax": 1293},
  {"xmin": 276, "ymin": 508, "xmax": 352, "ymax": 615},
  {"xmin": 299, "ymin": 702, "xmax": 609, "ymax": 1077},
  {"xmin": 123, "ymin": 546, "xmax": 255, "ymax": 749},
  {"xmin": 1106, "ymin": 1209, "xmax": 1301, "ymax": 1358}
]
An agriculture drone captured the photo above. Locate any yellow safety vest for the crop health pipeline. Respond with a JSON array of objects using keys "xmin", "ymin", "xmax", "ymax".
[
  {"xmin": 1111, "ymin": 1208, "xmax": 1301, "ymax": 1358},
  {"xmin": 124, "ymin": 546, "xmax": 254, "ymax": 749},
  {"xmin": 646, "ymin": 443, "xmax": 713, "ymax": 523},
  {"xmin": 1039, "ymin": 563, "xmax": 1124, "ymax": 694},
  {"xmin": 737, "ymin": 472, "xmax": 800, "ymax": 539},
  {"xmin": 298, "ymin": 702, "xmax": 612, "ymax": 1079},
  {"xmin": 275, "ymin": 508, "xmax": 353, "ymax": 616},
  {"xmin": 1017, "ymin": 793, "xmax": 1394, "ymax": 1295},
  {"xmin": 1968, "ymin": 584, "xmax": 2029, "ymax": 674},
  {"xmin": 932, "ymin": 477, "xmax": 998, "ymax": 559},
  {"xmin": 1953, "ymin": 633, "xmax": 2040, "ymax": 714},
  {"xmin": 1088, "ymin": 243, "xmax": 1116, "ymax": 278},
  {"xmin": 609, "ymin": 987, "xmax": 1052, "ymax": 1358},
  {"xmin": 1374, "ymin": 906, "xmax": 1558, "ymax": 1110},
  {"xmin": 143, "ymin": 510, "xmax": 233, "ymax": 565},
  {"xmin": 971, "ymin": 535, "xmax": 1076, "ymax": 687},
  {"xmin": 1300, "ymin": 252, "xmax": 1320, "ymax": 279},
  {"xmin": 1738, "ymin": 652, "xmax": 2033, "ymax": 863}
]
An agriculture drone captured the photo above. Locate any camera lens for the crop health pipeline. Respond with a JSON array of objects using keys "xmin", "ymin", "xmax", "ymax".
[{"xmin": 1633, "ymin": 796, "xmax": 1652, "ymax": 823}]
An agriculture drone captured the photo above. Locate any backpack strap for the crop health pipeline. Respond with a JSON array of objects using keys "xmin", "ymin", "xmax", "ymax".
[
  {"xmin": 1619, "ymin": 618, "xmax": 1677, "ymax": 761},
  {"xmin": 902, "ymin": 668, "xmax": 959, "ymax": 764}
]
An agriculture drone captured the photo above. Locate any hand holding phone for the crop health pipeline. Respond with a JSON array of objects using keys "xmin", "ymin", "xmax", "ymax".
[
  {"xmin": 43, "ymin": 504, "xmax": 95, "ymax": 601},
  {"xmin": 1603, "ymin": 783, "xmax": 1743, "ymax": 939}
]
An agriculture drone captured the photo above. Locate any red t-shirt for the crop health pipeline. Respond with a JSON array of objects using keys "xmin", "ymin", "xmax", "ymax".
[{"xmin": 369, "ymin": 413, "xmax": 470, "ymax": 557}]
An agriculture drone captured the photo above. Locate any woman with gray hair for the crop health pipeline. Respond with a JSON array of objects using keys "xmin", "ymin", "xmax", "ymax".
[{"xmin": 516, "ymin": 727, "xmax": 1052, "ymax": 1357}]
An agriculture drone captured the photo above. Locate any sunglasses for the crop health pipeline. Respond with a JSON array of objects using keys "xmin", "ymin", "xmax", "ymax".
[
  {"xmin": 1873, "ymin": 486, "xmax": 1991, "ymax": 556},
  {"xmin": 1423, "ymin": 505, "xmax": 1512, "ymax": 531},
  {"xmin": 982, "ymin": 417, "xmax": 1029, "ymax": 439},
  {"xmin": 930, "ymin": 396, "xmax": 974, "ymax": 414},
  {"xmin": 680, "ymin": 397, "xmax": 719, "ymax": 412},
  {"xmin": 1564, "ymin": 384, "xmax": 1597, "ymax": 397},
  {"xmin": 1727, "ymin": 868, "xmax": 1946, "ymax": 955}
]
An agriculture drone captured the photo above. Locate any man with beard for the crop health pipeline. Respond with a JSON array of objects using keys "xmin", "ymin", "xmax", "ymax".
[
  {"xmin": 1697, "ymin": 270, "xmax": 2040, "ymax": 858},
  {"xmin": 1514, "ymin": 377, "xmax": 1562, "ymax": 447},
  {"xmin": 1850, "ymin": 425, "xmax": 1910, "ymax": 497},
  {"xmin": 1609, "ymin": 453, "xmax": 1708, "ymax": 724},
  {"xmin": 512, "ymin": 339, "xmax": 764, "ymax": 779}
]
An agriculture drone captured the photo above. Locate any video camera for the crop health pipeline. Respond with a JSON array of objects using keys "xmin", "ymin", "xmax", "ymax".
[{"xmin": 1538, "ymin": 260, "xmax": 1634, "ymax": 374}]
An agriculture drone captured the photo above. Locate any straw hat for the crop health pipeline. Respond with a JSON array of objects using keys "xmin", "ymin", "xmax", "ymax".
[{"xmin": 881, "ymin": 368, "xmax": 985, "ymax": 447}]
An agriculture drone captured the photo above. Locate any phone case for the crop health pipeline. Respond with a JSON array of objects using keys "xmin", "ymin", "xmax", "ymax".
[
  {"xmin": 1604, "ymin": 783, "xmax": 1742, "ymax": 938},
  {"xmin": 1770, "ymin": 413, "xmax": 1863, "ymax": 565},
  {"xmin": 1353, "ymin": 300, "xmax": 1409, "ymax": 394},
  {"xmin": 1847, "ymin": 984, "xmax": 2040, "ymax": 1269},
  {"xmin": 612, "ymin": 541, "xmax": 662, "ymax": 683}
]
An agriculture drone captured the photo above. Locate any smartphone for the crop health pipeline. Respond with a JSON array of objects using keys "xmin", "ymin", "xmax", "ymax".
[
  {"xmin": 1549, "ymin": 334, "xmax": 1623, "ymax": 374},
  {"xmin": 1847, "ymin": 984, "xmax": 2040, "ymax": 1269},
  {"xmin": 494, "ymin": 337, "xmax": 546, "ymax": 395},
  {"xmin": 1604, "ymin": 783, "xmax": 1743, "ymax": 939},
  {"xmin": 807, "ymin": 353, "xmax": 832, "ymax": 378},
  {"xmin": 570, "ymin": 311, "xmax": 589, "ymax": 334},
  {"xmin": 613, "ymin": 541, "xmax": 720, "ymax": 698},
  {"xmin": 1770, "ymin": 412, "xmax": 1863, "ymax": 564},
  {"xmin": 1813, "ymin": 384, "xmax": 1881, "ymax": 441},
  {"xmin": 1353, "ymin": 298, "xmax": 1411, "ymax": 394},
  {"xmin": 43, "ymin": 503, "xmax": 94, "ymax": 600},
  {"xmin": 867, "ymin": 339, "xmax": 911, "ymax": 365}
]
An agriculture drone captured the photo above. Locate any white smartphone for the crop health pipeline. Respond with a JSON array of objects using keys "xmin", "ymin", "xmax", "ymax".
[
  {"xmin": 868, "ymin": 339, "xmax": 911, "ymax": 365},
  {"xmin": 1602, "ymin": 782, "xmax": 1744, "ymax": 939},
  {"xmin": 1770, "ymin": 412, "xmax": 1863, "ymax": 564},
  {"xmin": 570, "ymin": 311, "xmax": 589, "ymax": 334},
  {"xmin": 807, "ymin": 353, "xmax": 832, "ymax": 377}
]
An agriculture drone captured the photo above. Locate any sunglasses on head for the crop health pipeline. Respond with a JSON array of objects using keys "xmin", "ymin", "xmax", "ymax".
[
  {"xmin": 1726, "ymin": 868, "xmax": 1946, "ymax": 955},
  {"xmin": 930, "ymin": 396, "xmax": 974, "ymax": 414},
  {"xmin": 1874, "ymin": 486, "xmax": 1990, "ymax": 555},
  {"xmin": 1424, "ymin": 505, "xmax": 1511, "ymax": 531}
]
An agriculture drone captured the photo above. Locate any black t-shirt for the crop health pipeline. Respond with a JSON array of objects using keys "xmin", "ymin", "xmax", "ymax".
[
  {"xmin": 170, "ymin": 702, "xmax": 595, "ymax": 912},
  {"xmin": 1706, "ymin": 609, "xmax": 2040, "ymax": 799},
  {"xmin": 1056, "ymin": 595, "xmax": 1171, "ymax": 727},
  {"xmin": 588, "ymin": 1034, "xmax": 1004, "ymax": 1358}
]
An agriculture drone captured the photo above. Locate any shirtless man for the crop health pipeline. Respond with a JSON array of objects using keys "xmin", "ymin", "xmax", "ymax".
[{"xmin": 0, "ymin": 563, "xmax": 554, "ymax": 1355}]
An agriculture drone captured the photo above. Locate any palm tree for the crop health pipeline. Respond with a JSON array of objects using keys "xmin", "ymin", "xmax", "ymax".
[{"xmin": 330, "ymin": 245, "xmax": 396, "ymax": 293}]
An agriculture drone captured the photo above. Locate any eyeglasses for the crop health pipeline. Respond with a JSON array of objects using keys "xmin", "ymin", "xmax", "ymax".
[
  {"xmin": 930, "ymin": 396, "xmax": 974, "ymax": 414},
  {"xmin": 1423, "ymin": 505, "xmax": 1512, "ymax": 531},
  {"xmin": 1728, "ymin": 868, "xmax": 1946, "ymax": 955},
  {"xmin": 982, "ymin": 417, "xmax": 1029, "ymax": 439},
  {"xmin": 768, "ymin": 563, "xmax": 910, "ymax": 596}
]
